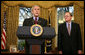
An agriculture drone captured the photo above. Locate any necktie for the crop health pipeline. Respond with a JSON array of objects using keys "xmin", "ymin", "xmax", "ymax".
[
  {"xmin": 34, "ymin": 17, "xmax": 38, "ymax": 24},
  {"xmin": 68, "ymin": 24, "xmax": 70, "ymax": 35}
]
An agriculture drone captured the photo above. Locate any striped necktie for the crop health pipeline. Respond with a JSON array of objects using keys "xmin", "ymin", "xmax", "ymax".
[
  {"xmin": 34, "ymin": 17, "xmax": 38, "ymax": 24},
  {"xmin": 68, "ymin": 24, "xmax": 70, "ymax": 35}
]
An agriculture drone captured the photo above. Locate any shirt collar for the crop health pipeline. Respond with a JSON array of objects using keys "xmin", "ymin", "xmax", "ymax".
[
  {"xmin": 66, "ymin": 21, "xmax": 71, "ymax": 25},
  {"xmin": 66, "ymin": 21, "xmax": 72, "ymax": 29},
  {"xmin": 33, "ymin": 17, "xmax": 39, "ymax": 21}
]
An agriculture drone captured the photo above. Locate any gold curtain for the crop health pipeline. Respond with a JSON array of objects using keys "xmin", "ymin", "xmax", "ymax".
[
  {"xmin": 6, "ymin": 6, "xmax": 19, "ymax": 49},
  {"xmin": 40, "ymin": 6, "xmax": 58, "ymax": 51},
  {"xmin": 40, "ymin": 7, "xmax": 49, "ymax": 24},
  {"xmin": 3, "ymin": 1, "xmax": 84, "ymax": 9},
  {"xmin": 49, "ymin": 6, "xmax": 58, "ymax": 50},
  {"xmin": 74, "ymin": 4, "xmax": 84, "ymax": 53},
  {"xmin": 40, "ymin": 7, "xmax": 58, "ymax": 50}
]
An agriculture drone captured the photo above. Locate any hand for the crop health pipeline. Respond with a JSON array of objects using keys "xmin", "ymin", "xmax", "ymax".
[
  {"xmin": 78, "ymin": 50, "xmax": 82, "ymax": 54},
  {"xmin": 59, "ymin": 51, "xmax": 62, "ymax": 54}
]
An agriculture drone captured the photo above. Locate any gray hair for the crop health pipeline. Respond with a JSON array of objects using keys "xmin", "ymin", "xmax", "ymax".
[{"xmin": 31, "ymin": 5, "xmax": 40, "ymax": 13}]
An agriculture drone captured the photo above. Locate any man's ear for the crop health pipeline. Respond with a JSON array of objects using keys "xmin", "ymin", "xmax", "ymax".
[{"xmin": 71, "ymin": 16, "xmax": 72, "ymax": 20}]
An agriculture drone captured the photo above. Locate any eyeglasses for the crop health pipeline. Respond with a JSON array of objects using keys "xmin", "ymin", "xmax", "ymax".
[{"xmin": 64, "ymin": 16, "xmax": 70, "ymax": 17}]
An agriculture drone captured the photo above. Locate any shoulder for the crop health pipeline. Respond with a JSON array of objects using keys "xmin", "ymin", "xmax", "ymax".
[
  {"xmin": 24, "ymin": 17, "xmax": 33, "ymax": 21},
  {"xmin": 39, "ymin": 17, "xmax": 47, "ymax": 20},
  {"xmin": 59, "ymin": 22, "xmax": 65, "ymax": 27},
  {"xmin": 58, "ymin": 22, "xmax": 66, "ymax": 30},
  {"xmin": 39, "ymin": 17, "xmax": 47, "ymax": 21},
  {"xmin": 72, "ymin": 22, "xmax": 81, "ymax": 29},
  {"xmin": 72, "ymin": 22, "xmax": 80, "ymax": 26}
]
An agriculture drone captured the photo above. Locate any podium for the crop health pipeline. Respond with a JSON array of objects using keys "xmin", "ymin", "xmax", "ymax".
[{"xmin": 16, "ymin": 26, "xmax": 56, "ymax": 54}]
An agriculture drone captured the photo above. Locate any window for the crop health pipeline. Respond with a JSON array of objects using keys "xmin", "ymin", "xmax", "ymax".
[
  {"xmin": 18, "ymin": 7, "xmax": 32, "ymax": 51},
  {"xmin": 57, "ymin": 6, "xmax": 74, "ymax": 24},
  {"xmin": 19, "ymin": 7, "xmax": 32, "ymax": 26}
]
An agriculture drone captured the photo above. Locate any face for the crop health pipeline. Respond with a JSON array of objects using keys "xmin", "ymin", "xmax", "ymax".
[
  {"xmin": 32, "ymin": 6, "xmax": 40, "ymax": 17},
  {"xmin": 64, "ymin": 12, "xmax": 72, "ymax": 22}
]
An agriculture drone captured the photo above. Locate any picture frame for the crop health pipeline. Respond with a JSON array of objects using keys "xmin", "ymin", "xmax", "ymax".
[{"xmin": 10, "ymin": 45, "xmax": 17, "ymax": 52}]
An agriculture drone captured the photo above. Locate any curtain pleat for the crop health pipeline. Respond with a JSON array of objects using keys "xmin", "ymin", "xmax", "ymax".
[{"xmin": 6, "ymin": 6, "xmax": 19, "ymax": 49}]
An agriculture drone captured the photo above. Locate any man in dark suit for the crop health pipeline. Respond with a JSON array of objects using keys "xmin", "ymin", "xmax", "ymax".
[
  {"xmin": 23, "ymin": 5, "xmax": 47, "ymax": 54},
  {"xmin": 58, "ymin": 12, "xmax": 82, "ymax": 54}
]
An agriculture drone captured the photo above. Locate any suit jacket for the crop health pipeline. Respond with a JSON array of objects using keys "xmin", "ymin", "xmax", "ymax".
[
  {"xmin": 58, "ymin": 22, "xmax": 82, "ymax": 54},
  {"xmin": 23, "ymin": 17, "xmax": 47, "ymax": 54},
  {"xmin": 23, "ymin": 17, "xmax": 47, "ymax": 27}
]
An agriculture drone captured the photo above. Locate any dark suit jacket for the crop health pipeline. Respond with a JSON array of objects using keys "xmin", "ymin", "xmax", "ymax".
[
  {"xmin": 23, "ymin": 17, "xmax": 47, "ymax": 27},
  {"xmin": 58, "ymin": 22, "xmax": 82, "ymax": 54},
  {"xmin": 23, "ymin": 17, "xmax": 47, "ymax": 54}
]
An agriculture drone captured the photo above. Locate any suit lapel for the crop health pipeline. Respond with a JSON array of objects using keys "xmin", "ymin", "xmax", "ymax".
[
  {"xmin": 31, "ymin": 17, "xmax": 35, "ymax": 24},
  {"xmin": 70, "ymin": 22, "xmax": 73, "ymax": 36},
  {"xmin": 38, "ymin": 17, "xmax": 42, "ymax": 25}
]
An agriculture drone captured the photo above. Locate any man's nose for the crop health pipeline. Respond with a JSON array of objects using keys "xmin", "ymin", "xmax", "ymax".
[
  {"xmin": 36, "ymin": 10, "xmax": 38, "ymax": 11},
  {"xmin": 36, "ymin": 10, "xmax": 38, "ymax": 13}
]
